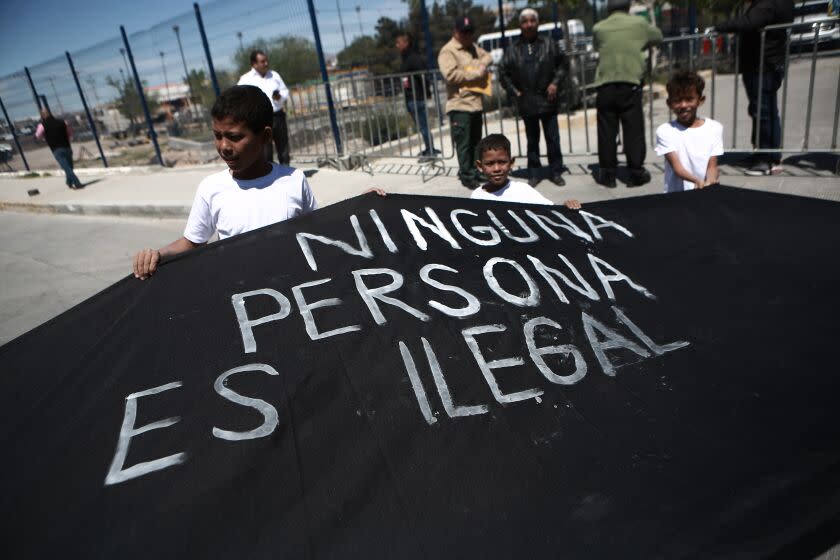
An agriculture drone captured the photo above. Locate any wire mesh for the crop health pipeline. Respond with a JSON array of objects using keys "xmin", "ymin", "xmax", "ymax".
[
  {"xmin": 0, "ymin": 71, "xmax": 36, "ymax": 171},
  {"xmin": 1, "ymin": 0, "xmax": 837, "ymax": 172}
]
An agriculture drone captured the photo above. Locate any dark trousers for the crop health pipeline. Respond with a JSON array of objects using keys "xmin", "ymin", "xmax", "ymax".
[
  {"xmin": 743, "ymin": 68, "xmax": 783, "ymax": 164},
  {"xmin": 264, "ymin": 110, "xmax": 290, "ymax": 165},
  {"xmin": 522, "ymin": 112, "xmax": 564, "ymax": 175},
  {"xmin": 449, "ymin": 110, "xmax": 483, "ymax": 184},
  {"xmin": 596, "ymin": 83, "xmax": 646, "ymax": 171},
  {"xmin": 52, "ymin": 147, "xmax": 81, "ymax": 187},
  {"xmin": 406, "ymin": 99, "xmax": 433, "ymax": 153}
]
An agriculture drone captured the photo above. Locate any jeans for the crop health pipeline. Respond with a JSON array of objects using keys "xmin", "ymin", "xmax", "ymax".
[
  {"xmin": 264, "ymin": 110, "xmax": 290, "ymax": 165},
  {"xmin": 406, "ymin": 99, "xmax": 433, "ymax": 153},
  {"xmin": 743, "ymin": 68, "xmax": 783, "ymax": 164},
  {"xmin": 522, "ymin": 112, "xmax": 564, "ymax": 175},
  {"xmin": 449, "ymin": 111, "xmax": 483, "ymax": 184},
  {"xmin": 52, "ymin": 147, "xmax": 81, "ymax": 187},
  {"xmin": 596, "ymin": 83, "xmax": 646, "ymax": 171}
]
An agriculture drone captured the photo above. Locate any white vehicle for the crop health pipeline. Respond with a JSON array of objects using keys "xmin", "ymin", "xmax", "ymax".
[
  {"xmin": 478, "ymin": 20, "xmax": 586, "ymax": 66},
  {"xmin": 98, "ymin": 108, "xmax": 132, "ymax": 137},
  {"xmin": 790, "ymin": 0, "xmax": 839, "ymax": 47}
]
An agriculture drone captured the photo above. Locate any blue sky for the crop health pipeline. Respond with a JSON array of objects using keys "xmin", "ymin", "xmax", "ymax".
[
  {"xmin": 0, "ymin": 0, "xmax": 423, "ymax": 78},
  {"xmin": 0, "ymin": 0, "xmax": 510, "ymax": 120}
]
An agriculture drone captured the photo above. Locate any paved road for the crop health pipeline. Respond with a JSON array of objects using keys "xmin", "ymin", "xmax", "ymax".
[{"xmin": 0, "ymin": 212, "xmax": 183, "ymax": 345}]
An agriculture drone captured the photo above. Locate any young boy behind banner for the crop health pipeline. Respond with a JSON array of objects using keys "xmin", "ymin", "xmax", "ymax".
[
  {"xmin": 470, "ymin": 134, "xmax": 581, "ymax": 209},
  {"xmin": 132, "ymin": 85, "xmax": 319, "ymax": 279},
  {"xmin": 655, "ymin": 71, "xmax": 724, "ymax": 193}
]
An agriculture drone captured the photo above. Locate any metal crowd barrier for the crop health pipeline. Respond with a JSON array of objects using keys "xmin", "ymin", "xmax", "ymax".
[
  {"xmin": 651, "ymin": 20, "xmax": 840, "ymax": 155},
  {"xmin": 482, "ymin": 47, "xmax": 598, "ymax": 160},
  {"xmin": 285, "ymin": 70, "xmax": 454, "ymax": 178},
  {"xmin": 4, "ymin": 16, "xmax": 838, "ymax": 176}
]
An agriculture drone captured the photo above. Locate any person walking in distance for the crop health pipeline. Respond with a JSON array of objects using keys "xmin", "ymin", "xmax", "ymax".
[
  {"xmin": 592, "ymin": 0, "xmax": 662, "ymax": 188},
  {"xmin": 396, "ymin": 31, "xmax": 439, "ymax": 158},
  {"xmin": 238, "ymin": 50, "xmax": 291, "ymax": 165},
  {"xmin": 500, "ymin": 8, "xmax": 569, "ymax": 187},
  {"xmin": 35, "ymin": 108, "xmax": 83, "ymax": 189},
  {"xmin": 713, "ymin": 0, "xmax": 793, "ymax": 175},
  {"xmin": 438, "ymin": 16, "xmax": 492, "ymax": 188}
]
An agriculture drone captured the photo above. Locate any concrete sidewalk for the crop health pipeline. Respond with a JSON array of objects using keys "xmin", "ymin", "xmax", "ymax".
[{"xmin": 0, "ymin": 154, "xmax": 838, "ymax": 218}]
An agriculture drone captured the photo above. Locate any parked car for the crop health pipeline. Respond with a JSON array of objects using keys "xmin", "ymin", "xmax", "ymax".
[{"xmin": 790, "ymin": 0, "xmax": 839, "ymax": 49}]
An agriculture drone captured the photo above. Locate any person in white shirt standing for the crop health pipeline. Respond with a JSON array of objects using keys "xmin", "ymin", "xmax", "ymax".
[
  {"xmin": 132, "ymin": 85, "xmax": 316, "ymax": 279},
  {"xmin": 655, "ymin": 71, "xmax": 723, "ymax": 193},
  {"xmin": 238, "ymin": 50, "xmax": 291, "ymax": 165}
]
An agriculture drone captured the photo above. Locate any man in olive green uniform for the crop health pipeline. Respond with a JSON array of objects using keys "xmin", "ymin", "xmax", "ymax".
[
  {"xmin": 593, "ymin": 0, "xmax": 662, "ymax": 187},
  {"xmin": 438, "ymin": 16, "xmax": 492, "ymax": 188}
]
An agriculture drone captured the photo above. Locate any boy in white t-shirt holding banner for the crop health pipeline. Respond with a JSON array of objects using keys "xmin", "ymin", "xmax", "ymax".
[
  {"xmin": 471, "ymin": 134, "xmax": 581, "ymax": 209},
  {"xmin": 655, "ymin": 71, "xmax": 723, "ymax": 193},
  {"xmin": 133, "ymin": 85, "xmax": 319, "ymax": 279}
]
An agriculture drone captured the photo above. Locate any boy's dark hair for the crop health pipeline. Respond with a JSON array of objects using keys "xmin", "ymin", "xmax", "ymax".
[
  {"xmin": 476, "ymin": 133, "xmax": 512, "ymax": 160},
  {"xmin": 667, "ymin": 70, "xmax": 706, "ymax": 99},
  {"xmin": 249, "ymin": 50, "xmax": 266, "ymax": 64},
  {"xmin": 211, "ymin": 85, "xmax": 272, "ymax": 134}
]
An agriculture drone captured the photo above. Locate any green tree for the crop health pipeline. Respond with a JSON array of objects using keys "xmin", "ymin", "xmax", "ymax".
[
  {"xmin": 106, "ymin": 75, "xmax": 158, "ymax": 124},
  {"xmin": 402, "ymin": 0, "xmax": 497, "ymax": 66},
  {"xmin": 184, "ymin": 69, "xmax": 235, "ymax": 109},
  {"xmin": 335, "ymin": 17, "xmax": 404, "ymax": 73},
  {"xmin": 233, "ymin": 36, "xmax": 320, "ymax": 86}
]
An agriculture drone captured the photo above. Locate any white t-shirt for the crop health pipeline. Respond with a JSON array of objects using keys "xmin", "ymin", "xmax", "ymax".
[
  {"xmin": 470, "ymin": 180, "xmax": 553, "ymax": 205},
  {"xmin": 655, "ymin": 118, "xmax": 724, "ymax": 193},
  {"xmin": 237, "ymin": 69, "xmax": 290, "ymax": 112},
  {"xmin": 183, "ymin": 164, "xmax": 317, "ymax": 243}
]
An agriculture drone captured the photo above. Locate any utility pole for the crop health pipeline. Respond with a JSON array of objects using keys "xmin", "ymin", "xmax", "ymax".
[
  {"xmin": 85, "ymin": 75, "xmax": 101, "ymax": 109},
  {"xmin": 47, "ymin": 77, "xmax": 65, "ymax": 114},
  {"xmin": 172, "ymin": 25, "xmax": 196, "ymax": 118},
  {"xmin": 336, "ymin": 0, "xmax": 348, "ymax": 49},
  {"xmin": 118, "ymin": 48, "xmax": 131, "ymax": 84},
  {"xmin": 237, "ymin": 31, "xmax": 244, "ymax": 51},
  {"xmin": 160, "ymin": 52, "xmax": 172, "ymax": 113},
  {"xmin": 355, "ymin": 6, "xmax": 363, "ymax": 36}
]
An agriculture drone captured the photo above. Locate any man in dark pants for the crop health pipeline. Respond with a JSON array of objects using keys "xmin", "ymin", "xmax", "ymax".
[
  {"xmin": 35, "ymin": 108, "xmax": 82, "ymax": 189},
  {"xmin": 500, "ymin": 8, "xmax": 569, "ymax": 187},
  {"xmin": 438, "ymin": 16, "xmax": 492, "ymax": 188},
  {"xmin": 237, "ymin": 50, "xmax": 290, "ymax": 165},
  {"xmin": 714, "ymin": 0, "xmax": 793, "ymax": 175},
  {"xmin": 592, "ymin": 0, "xmax": 662, "ymax": 188},
  {"xmin": 396, "ymin": 32, "xmax": 439, "ymax": 158}
]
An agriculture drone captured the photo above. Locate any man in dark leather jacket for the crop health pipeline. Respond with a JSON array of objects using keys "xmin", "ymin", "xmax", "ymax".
[
  {"xmin": 715, "ymin": 0, "xmax": 794, "ymax": 175},
  {"xmin": 500, "ymin": 8, "xmax": 569, "ymax": 187}
]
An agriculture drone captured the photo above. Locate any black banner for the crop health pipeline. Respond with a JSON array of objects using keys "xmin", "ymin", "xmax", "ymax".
[{"xmin": 2, "ymin": 186, "xmax": 840, "ymax": 558}]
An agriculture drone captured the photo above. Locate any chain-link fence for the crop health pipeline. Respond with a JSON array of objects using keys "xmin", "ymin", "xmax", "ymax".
[{"xmin": 1, "ymin": 0, "xmax": 838, "ymax": 174}]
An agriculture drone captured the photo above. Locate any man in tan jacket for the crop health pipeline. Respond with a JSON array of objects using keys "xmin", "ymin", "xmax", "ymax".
[{"xmin": 438, "ymin": 16, "xmax": 492, "ymax": 188}]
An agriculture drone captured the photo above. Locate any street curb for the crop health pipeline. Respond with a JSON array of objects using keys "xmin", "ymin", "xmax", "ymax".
[
  {"xmin": 0, "ymin": 163, "xmax": 223, "ymax": 179},
  {"xmin": 0, "ymin": 201, "xmax": 190, "ymax": 218}
]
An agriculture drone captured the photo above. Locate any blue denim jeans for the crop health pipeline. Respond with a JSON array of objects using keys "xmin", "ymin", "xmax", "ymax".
[
  {"xmin": 743, "ymin": 68, "xmax": 784, "ymax": 164},
  {"xmin": 52, "ymin": 147, "xmax": 81, "ymax": 187},
  {"xmin": 406, "ymin": 99, "xmax": 433, "ymax": 153}
]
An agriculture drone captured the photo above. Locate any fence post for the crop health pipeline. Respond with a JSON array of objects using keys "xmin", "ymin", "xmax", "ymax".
[
  {"xmin": 194, "ymin": 2, "xmax": 221, "ymax": 98},
  {"xmin": 418, "ymin": 0, "xmax": 444, "ymax": 127},
  {"xmin": 498, "ymin": 0, "xmax": 507, "ymax": 49},
  {"xmin": 305, "ymin": 0, "xmax": 343, "ymax": 156},
  {"xmin": 419, "ymin": 0, "xmax": 435, "ymax": 70},
  {"xmin": 66, "ymin": 52, "xmax": 108, "ymax": 168},
  {"xmin": 24, "ymin": 67, "xmax": 42, "ymax": 112},
  {"xmin": 0, "ymin": 94, "xmax": 30, "ymax": 171},
  {"xmin": 120, "ymin": 25, "xmax": 165, "ymax": 167}
]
